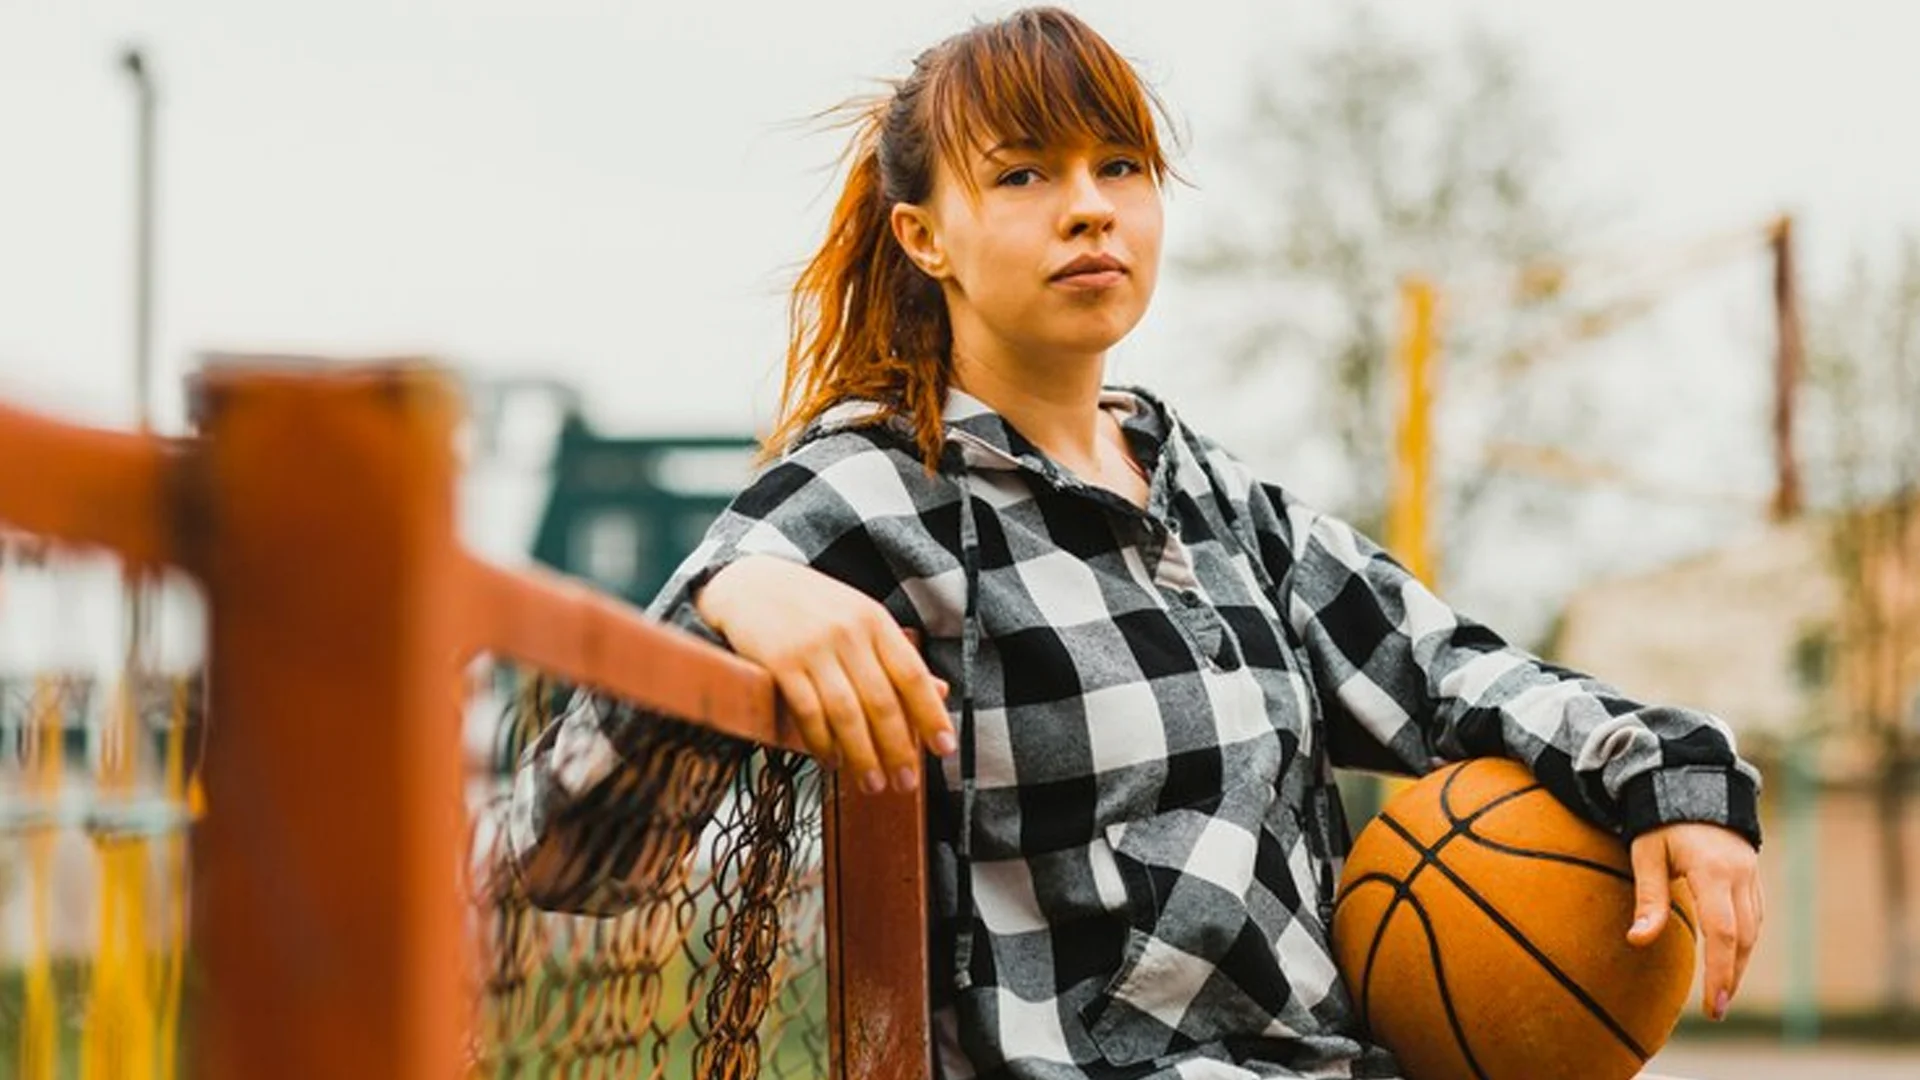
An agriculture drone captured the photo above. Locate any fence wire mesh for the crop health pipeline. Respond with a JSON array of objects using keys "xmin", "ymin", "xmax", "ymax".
[
  {"xmin": 1, "ymin": 546, "xmax": 829, "ymax": 1080},
  {"xmin": 463, "ymin": 667, "xmax": 829, "ymax": 1080}
]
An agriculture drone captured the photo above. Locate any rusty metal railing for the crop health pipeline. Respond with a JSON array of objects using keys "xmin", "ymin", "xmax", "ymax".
[{"xmin": 0, "ymin": 359, "xmax": 930, "ymax": 1080}]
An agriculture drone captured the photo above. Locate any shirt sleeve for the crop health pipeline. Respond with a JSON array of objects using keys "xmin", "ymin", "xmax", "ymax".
[
  {"xmin": 502, "ymin": 429, "xmax": 930, "ymax": 913},
  {"xmin": 1248, "ymin": 479, "xmax": 1763, "ymax": 848}
]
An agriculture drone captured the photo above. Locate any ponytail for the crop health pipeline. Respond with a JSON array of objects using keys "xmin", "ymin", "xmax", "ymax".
[{"xmin": 765, "ymin": 101, "xmax": 951, "ymax": 472}]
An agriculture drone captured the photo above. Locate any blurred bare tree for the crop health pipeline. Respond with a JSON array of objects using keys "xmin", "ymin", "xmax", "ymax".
[
  {"xmin": 1181, "ymin": 5, "xmax": 1591, "ymax": 538},
  {"xmin": 1803, "ymin": 234, "xmax": 1920, "ymax": 1019}
]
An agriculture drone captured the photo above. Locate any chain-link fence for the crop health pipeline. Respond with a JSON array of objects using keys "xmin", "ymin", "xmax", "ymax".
[
  {"xmin": 464, "ymin": 670, "xmax": 829, "ymax": 1080},
  {"xmin": 0, "ymin": 580, "xmax": 832, "ymax": 1080}
]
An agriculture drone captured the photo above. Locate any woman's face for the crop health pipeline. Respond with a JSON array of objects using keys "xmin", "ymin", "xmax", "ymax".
[{"xmin": 894, "ymin": 133, "xmax": 1163, "ymax": 369}]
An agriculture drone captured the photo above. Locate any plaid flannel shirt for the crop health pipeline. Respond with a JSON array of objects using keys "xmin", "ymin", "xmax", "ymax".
[{"xmin": 507, "ymin": 386, "xmax": 1763, "ymax": 1080}]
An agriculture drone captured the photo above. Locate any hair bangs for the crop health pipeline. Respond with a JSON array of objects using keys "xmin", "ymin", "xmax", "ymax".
[{"xmin": 927, "ymin": 8, "xmax": 1172, "ymax": 194}]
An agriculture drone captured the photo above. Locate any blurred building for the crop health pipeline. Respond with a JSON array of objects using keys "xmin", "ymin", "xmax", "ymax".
[
  {"xmin": 530, "ymin": 415, "xmax": 757, "ymax": 607},
  {"xmin": 458, "ymin": 376, "xmax": 758, "ymax": 607},
  {"xmin": 1554, "ymin": 497, "xmax": 1920, "ymax": 1017}
]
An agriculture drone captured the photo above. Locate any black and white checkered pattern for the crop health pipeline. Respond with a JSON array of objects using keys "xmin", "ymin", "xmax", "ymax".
[{"xmin": 508, "ymin": 387, "xmax": 1762, "ymax": 1080}]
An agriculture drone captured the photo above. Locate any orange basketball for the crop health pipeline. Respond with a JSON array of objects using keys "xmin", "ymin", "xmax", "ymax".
[{"xmin": 1331, "ymin": 759, "xmax": 1696, "ymax": 1080}]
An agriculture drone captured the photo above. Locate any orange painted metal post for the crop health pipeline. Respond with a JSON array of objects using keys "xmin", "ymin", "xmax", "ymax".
[
  {"xmin": 189, "ymin": 361, "xmax": 465, "ymax": 1080},
  {"xmin": 0, "ymin": 399, "xmax": 177, "ymax": 565},
  {"xmin": 825, "ymin": 777, "xmax": 932, "ymax": 1080},
  {"xmin": 1769, "ymin": 214, "xmax": 1805, "ymax": 523}
]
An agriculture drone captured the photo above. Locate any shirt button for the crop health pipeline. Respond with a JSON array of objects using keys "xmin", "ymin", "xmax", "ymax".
[{"xmin": 1180, "ymin": 589, "xmax": 1202, "ymax": 607}]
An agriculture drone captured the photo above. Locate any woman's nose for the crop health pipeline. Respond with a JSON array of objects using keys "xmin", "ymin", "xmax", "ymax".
[{"xmin": 1060, "ymin": 165, "xmax": 1116, "ymax": 236}]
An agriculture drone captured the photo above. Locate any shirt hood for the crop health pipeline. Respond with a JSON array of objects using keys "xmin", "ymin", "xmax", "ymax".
[{"xmin": 793, "ymin": 384, "xmax": 1177, "ymax": 485}]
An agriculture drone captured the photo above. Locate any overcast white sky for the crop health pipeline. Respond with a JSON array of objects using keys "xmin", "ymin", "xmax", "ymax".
[
  {"xmin": 4, "ymin": 0, "xmax": 1919, "ymax": 641},
  {"xmin": 7, "ymin": 1, "xmax": 1917, "ymax": 419}
]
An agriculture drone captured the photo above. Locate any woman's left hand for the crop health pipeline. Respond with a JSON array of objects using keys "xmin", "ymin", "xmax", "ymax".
[{"xmin": 1625, "ymin": 822, "xmax": 1763, "ymax": 1021}]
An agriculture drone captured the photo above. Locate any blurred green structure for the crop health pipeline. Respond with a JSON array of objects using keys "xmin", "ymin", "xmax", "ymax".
[{"xmin": 530, "ymin": 413, "xmax": 757, "ymax": 606}]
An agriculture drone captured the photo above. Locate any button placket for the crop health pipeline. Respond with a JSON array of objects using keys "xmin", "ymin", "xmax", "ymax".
[{"xmin": 1149, "ymin": 534, "xmax": 1236, "ymax": 669}]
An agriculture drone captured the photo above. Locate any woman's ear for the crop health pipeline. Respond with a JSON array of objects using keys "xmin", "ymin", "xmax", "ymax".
[{"xmin": 889, "ymin": 202, "xmax": 949, "ymax": 280}]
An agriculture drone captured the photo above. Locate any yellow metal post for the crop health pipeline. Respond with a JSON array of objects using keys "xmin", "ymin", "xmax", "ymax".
[
  {"xmin": 1388, "ymin": 277, "xmax": 1440, "ymax": 587},
  {"xmin": 80, "ymin": 681, "xmax": 157, "ymax": 1080},
  {"xmin": 20, "ymin": 678, "xmax": 64, "ymax": 1080},
  {"xmin": 154, "ymin": 678, "xmax": 193, "ymax": 1080}
]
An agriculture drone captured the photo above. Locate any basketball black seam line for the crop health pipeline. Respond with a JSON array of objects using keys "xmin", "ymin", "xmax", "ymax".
[
  {"xmin": 1336, "ymin": 768, "xmax": 1546, "ymax": 1031},
  {"xmin": 1398, "ymin": 875, "xmax": 1494, "ymax": 1080},
  {"xmin": 1443, "ymin": 753, "xmax": 1704, "ymax": 937},
  {"xmin": 1343, "ymin": 873, "xmax": 1408, "ymax": 1033},
  {"xmin": 1341, "ymin": 872, "xmax": 1493, "ymax": 1080},
  {"xmin": 1376, "ymin": 811, "xmax": 1653, "ymax": 1063},
  {"xmin": 1380, "ymin": 778, "xmax": 1545, "ymax": 895},
  {"xmin": 1437, "ymin": 758, "xmax": 1543, "ymax": 832},
  {"xmin": 1441, "ymin": 760, "xmax": 1701, "ymax": 942},
  {"xmin": 1335, "ymin": 761, "xmax": 1670, "ymax": 1065},
  {"xmin": 1334, "ymin": 775, "xmax": 1545, "ymax": 918},
  {"xmin": 1455, "ymin": 830, "xmax": 1699, "ymax": 942},
  {"xmin": 1331, "ymin": 759, "xmax": 1540, "ymax": 916}
]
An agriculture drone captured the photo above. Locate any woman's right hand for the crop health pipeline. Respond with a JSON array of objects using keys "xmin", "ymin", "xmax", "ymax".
[{"xmin": 695, "ymin": 554, "xmax": 956, "ymax": 794}]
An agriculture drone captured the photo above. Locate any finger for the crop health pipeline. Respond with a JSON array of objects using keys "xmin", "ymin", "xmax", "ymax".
[
  {"xmin": 771, "ymin": 666, "xmax": 834, "ymax": 765},
  {"xmin": 1731, "ymin": 873, "xmax": 1760, "ymax": 1001},
  {"xmin": 808, "ymin": 656, "xmax": 885, "ymax": 794},
  {"xmin": 838, "ymin": 636, "xmax": 921, "ymax": 792},
  {"xmin": 873, "ymin": 623, "xmax": 956, "ymax": 756},
  {"xmin": 1694, "ymin": 876, "xmax": 1739, "ymax": 1020},
  {"xmin": 1627, "ymin": 835, "xmax": 1671, "ymax": 947}
]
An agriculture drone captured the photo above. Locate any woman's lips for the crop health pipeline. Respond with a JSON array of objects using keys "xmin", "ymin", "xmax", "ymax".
[{"xmin": 1051, "ymin": 269, "xmax": 1126, "ymax": 290}]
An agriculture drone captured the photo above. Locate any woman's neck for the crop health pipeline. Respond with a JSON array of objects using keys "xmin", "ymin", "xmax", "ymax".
[{"xmin": 949, "ymin": 343, "xmax": 1108, "ymax": 472}]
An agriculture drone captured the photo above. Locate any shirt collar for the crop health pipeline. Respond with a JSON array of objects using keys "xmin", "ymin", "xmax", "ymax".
[{"xmin": 941, "ymin": 384, "xmax": 1174, "ymax": 479}]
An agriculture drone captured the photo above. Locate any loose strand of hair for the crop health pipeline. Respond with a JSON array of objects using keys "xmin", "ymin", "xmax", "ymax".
[{"xmin": 767, "ymin": 107, "xmax": 950, "ymax": 472}]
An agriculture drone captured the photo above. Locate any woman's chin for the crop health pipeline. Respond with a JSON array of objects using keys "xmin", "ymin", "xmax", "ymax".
[{"xmin": 1033, "ymin": 309, "xmax": 1146, "ymax": 358}]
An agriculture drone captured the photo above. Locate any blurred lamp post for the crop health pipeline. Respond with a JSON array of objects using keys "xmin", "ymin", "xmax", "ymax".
[
  {"xmin": 120, "ymin": 47, "xmax": 156, "ymax": 433},
  {"xmin": 119, "ymin": 46, "xmax": 158, "ymax": 678}
]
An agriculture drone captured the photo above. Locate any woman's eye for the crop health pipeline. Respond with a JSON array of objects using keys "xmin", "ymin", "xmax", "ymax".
[
  {"xmin": 997, "ymin": 167, "xmax": 1041, "ymax": 188},
  {"xmin": 1101, "ymin": 157, "xmax": 1144, "ymax": 178}
]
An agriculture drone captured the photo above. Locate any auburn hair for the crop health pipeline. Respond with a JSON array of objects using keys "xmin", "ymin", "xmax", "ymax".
[{"xmin": 763, "ymin": 6, "xmax": 1178, "ymax": 471}]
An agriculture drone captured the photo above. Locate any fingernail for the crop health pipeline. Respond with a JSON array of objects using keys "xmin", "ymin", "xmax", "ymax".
[
  {"xmin": 1714, "ymin": 990, "xmax": 1729, "ymax": 1020},
  {"xmin": 933, "ymin": 730, "xmax": 958, "ymax": 756},
  {"xmin": 862, "ymin": 769, "xmax": 886, "ymax": 794},
  {"xmin": 894, "ymin": 766, "xmax": 919, "ymax": 792},
  {"xmin": 1630, "ymin": 915, "xmax": 1652, "ymax": 935}
]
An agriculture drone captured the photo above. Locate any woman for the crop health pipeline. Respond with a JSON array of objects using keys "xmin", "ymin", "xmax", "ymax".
[{"xmin": 508, "ymin": 8, "xmax": 1763, "ymax": 1078}]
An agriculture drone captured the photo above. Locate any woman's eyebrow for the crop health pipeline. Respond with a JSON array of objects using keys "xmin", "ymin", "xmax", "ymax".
[
  {"xmin": 983, "ymin": 137, "xmax": 1045, "ymax": 157},
  {"xmin": 983, "ymin": 135, "xmax": 1141, "ymax": 159}
]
